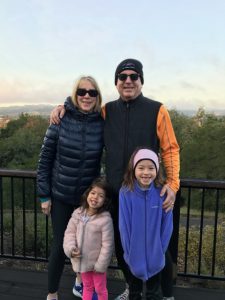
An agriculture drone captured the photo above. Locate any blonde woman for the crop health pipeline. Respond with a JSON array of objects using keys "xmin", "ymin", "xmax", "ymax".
[{"xmin": 37, "ymin": 76, "xmax": 104, "ymax": 300}]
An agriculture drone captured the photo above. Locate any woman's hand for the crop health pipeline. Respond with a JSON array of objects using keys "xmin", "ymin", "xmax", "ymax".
[
  {"xmin": 41, "ymin": 200, "xmax": 52, "ymax": 216},
  {"xmin": 50, "ymin": 105, "xmax": 65, "ymax": 124}
]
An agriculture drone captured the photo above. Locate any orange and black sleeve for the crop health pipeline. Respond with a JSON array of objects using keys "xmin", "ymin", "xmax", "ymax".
[{"xmin": 157, "ymin": 105, "xmax": 180, "ymax": 193}]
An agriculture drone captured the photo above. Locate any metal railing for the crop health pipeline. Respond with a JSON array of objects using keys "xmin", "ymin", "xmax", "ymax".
[{"xmin": 0, "ymin": 169, "xmax": 225, "ymax": 281}]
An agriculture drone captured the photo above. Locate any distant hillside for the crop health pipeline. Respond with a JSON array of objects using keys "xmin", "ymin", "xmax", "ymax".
[
  {"xmin": 0, "ymin": 104, "xmax": 55, "ymax": 117},
  {"xmin": 179, "ymin": 109, "xmax": 225, "ymax": 117},
  {"xmin": 0, "ymin": 104, "xmax": 225, "ymax": 117}
]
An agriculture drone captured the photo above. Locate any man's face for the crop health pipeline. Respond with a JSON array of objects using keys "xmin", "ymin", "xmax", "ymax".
[{"xmin": 116, "ymin": 70, "xmax": 142, "ymax": 101}]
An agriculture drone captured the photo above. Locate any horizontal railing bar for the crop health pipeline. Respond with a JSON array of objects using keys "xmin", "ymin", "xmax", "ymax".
[
  {"xmin": 2, "ymin": 254, "xmax": 224, "ymax": 281},
  {"xmin": 1, "ymin": 169, "xmax": 225, "ymax": 189},
  {"xmin": 0, "ymin": 169, "xmax": 36, "ymax": 178},
  {"xmin": 178, "ymin": 273, "xmax": 225, "ymax": 281},
  {"xmin": 181, "ymin": 178, "xmax": 225, "ymax": 189},
  {"xmin": 0, "ymin": 254, "xmax": 48, "ymax": 262}
]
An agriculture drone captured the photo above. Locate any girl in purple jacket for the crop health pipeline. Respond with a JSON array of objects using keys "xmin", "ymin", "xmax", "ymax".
[{"xmin": 119, "ymin": 148, "xmax": 173, "ymax": 300}]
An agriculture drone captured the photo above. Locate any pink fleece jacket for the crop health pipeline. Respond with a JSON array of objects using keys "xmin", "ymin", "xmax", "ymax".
[{"xmin": 63, "ymin": 207, "xmax": 114, "ymax": 273}]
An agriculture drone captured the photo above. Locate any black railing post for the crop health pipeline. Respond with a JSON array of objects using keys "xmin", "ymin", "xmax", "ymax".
[
  {"xmin": 45, "ymin": 216, "xmax": 49, "ymax": 260},
  {"xmin": 184, "ymin": 187, "xmax": 191, "ymax": 274},
  {"xmin": 11, "ymin": 177, "xmax": 15, "ymax": 256},
  {"xmin": 168, "ymin": 188, "xmax": 181, "ymax": 281},
  {"xmin": 33, "ymin": 178, "xmax": 37, "ymax": 259},
  {"xmin": 22, "ymin": 178, "xmax": 26, "ymax": 257},
  {"xmin": 0, "ymin": 177, "xmax": 3, "ymax": 254},
  {"xmin": 198, "ymin": 188, "xmax": 205, "ymax": 275},
  {"xmin": 212, "ymin": 189, "xmax": 219, "ymax": 276}
]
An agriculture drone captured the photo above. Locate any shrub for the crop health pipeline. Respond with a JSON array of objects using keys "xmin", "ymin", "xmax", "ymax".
[{"xmin": 178, "ymin": 223, "xmax": 225, "ymax": 277}]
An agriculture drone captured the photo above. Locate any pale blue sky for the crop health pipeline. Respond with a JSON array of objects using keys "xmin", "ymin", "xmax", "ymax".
[{"xmin": 0, "ymin": 0, "xmax": 224, "ymax": 111}]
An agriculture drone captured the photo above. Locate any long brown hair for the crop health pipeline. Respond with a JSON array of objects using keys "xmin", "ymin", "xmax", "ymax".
[
  {"xmin": 122, "ymin": 147, "xmax": 165, "ymax": 190},
  {"xmin": 81, "ymin": 177, "xmax": 112, "ymax": 214}
]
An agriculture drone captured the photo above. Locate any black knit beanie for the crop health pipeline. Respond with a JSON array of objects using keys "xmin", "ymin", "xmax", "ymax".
[{"xmin": 115, "ymin": 58, "xmax": 144, "ymax": 85}]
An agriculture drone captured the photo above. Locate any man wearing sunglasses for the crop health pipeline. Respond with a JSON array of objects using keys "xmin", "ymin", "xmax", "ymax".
[
  {"xmin": 50, "ymin": 58, "xmax": 180, "ymax": 300},
  {"xmin": 102, "ymin": 59, "xmax": 179, "ymax": 300}
]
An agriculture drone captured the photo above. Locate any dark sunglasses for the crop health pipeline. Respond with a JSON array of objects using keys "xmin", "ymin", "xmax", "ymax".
[
  {"xmin": 77, "ymin": 88, "xmax": 99, "ymax": 97},
  {"xmin": 117, "ymin": 73, "xmax": 140, "ymax": 81}
]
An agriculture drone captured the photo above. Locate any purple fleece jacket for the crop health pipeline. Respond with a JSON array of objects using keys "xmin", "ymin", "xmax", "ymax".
[{"xmin": 119, "ymin": 181, "xmax": 173, "ymax": 281}]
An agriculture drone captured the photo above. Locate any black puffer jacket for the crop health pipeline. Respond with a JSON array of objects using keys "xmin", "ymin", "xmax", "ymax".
[{"xmin": 37, "ymin": 97, "xmax": 104, "ymax": 205}]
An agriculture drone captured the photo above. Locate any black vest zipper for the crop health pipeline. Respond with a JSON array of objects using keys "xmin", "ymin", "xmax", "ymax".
[{"xmin": 123, "ymin": 102, "xmax": 130, "ymax": 171}]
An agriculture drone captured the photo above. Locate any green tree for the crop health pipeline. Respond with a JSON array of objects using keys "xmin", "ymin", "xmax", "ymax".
[
  {"xmin": 0, "ymin": 114, "xmax": 48, "ymax": 169},
  {"xmin": 169, "ymin": 109, "xmax": 196, "ymax": 153},
  {"xmin": 181, "ymin": 112, "xmax": 225, "ymax": 180}
]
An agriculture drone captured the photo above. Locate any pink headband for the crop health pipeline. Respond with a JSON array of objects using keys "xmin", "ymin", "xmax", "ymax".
[{"xmin": 133, "ymin": 149, "xmax": 159, "ymax": 172}]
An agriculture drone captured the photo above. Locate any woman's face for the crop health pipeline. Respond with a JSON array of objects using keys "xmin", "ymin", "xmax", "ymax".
[{"xmin": 76, "ymin": 80, "xmax": 98, "ymax": 113}]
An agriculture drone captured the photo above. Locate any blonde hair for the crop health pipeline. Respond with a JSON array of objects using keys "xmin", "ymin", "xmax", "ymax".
[{"xmin": 71, "ymin": 76, "xmax": 102, "ymax": 112}]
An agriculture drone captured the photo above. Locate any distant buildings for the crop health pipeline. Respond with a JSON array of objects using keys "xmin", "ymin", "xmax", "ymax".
[{"xmin": 0, "ymin": 117, "xmax": 11, "ymax": 128}]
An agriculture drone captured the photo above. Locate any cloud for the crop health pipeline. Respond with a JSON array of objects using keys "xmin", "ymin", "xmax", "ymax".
[
  {"xmin": 0, "ymin": 78, "xmax": 70, "ymax": 106},
  {"xmin": 179, "ymin": 81, "xmax": 206, "ymax": 92}
]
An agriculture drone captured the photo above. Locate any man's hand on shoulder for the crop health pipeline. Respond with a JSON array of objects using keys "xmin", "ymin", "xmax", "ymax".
[
  {"xmin": 160, "ymin": 184, "xmax": 176, "ymax": 212},
  {"xmin": 50, "ymin": 105, "xmax": 65, "ymax": 124}
]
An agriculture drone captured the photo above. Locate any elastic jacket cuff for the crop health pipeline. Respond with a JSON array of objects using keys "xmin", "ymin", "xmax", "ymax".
[{"xmin": 39, "ymin": 197, "xmax": 51, "ymax": 203}]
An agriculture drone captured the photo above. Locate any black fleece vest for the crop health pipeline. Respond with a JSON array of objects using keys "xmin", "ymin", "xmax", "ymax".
[{"xmin": 104, "ymin": 93, "xmax": 161, "ymax": 193}]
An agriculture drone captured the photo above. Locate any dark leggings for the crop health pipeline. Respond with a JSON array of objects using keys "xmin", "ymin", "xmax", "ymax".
[
  {"xmin": 48, "ymin": 200, "xmax": 75, "ymax": 293},
  {"xmin": 161, "ymin": 251, "xmax": 174, "ymax": 297},
  {"xmin": 129, "ymin": 273, "xmax": 162, "ymax": 300}
]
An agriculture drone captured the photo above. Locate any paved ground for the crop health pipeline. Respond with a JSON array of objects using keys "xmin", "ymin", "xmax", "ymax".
[{"xmin": 0, "ymin": 267, "xmax": 225, "ymax": 300}]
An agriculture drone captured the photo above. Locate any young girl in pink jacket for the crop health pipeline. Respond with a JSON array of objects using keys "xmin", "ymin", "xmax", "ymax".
[{"xmin": 63, "ymin": 177, "xmax": 114, "ymax": 300}]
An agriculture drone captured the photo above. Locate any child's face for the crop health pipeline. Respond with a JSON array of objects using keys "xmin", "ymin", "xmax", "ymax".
[
  {"xmin": 87, "ymin": 186, "xmax": 105, "ymax": 211},
  {"xmin": 135, "ymin": 159, "xmax": 157, "ymax": 188}
]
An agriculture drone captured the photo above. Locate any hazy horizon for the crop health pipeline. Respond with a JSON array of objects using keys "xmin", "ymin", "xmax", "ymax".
[{"xmin": 1, "ymin": 103, "xmax": 225, "ymax": 118}]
